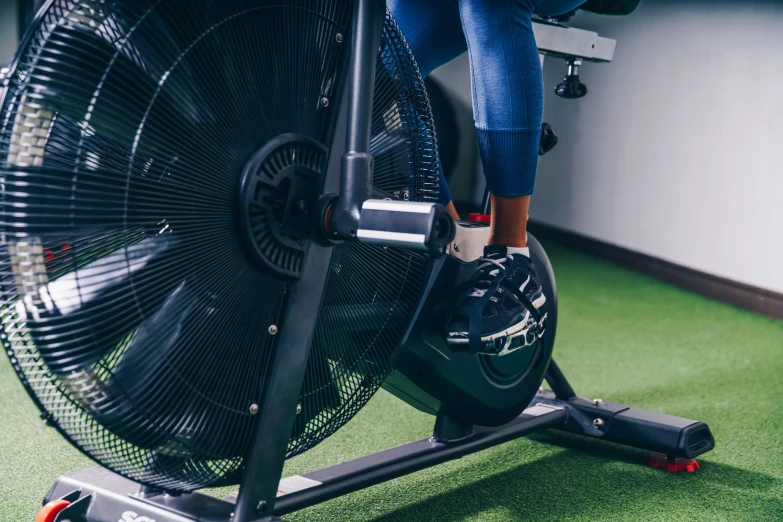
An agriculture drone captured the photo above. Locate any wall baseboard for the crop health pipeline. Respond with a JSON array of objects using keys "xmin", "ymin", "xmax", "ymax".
[{"xmin": 528, "ymin": 221, "xmax": 783, "ymax": 322}]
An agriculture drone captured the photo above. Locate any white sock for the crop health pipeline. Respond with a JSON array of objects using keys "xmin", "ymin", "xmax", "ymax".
[{"xmin": 506, "ymin": 246, "xmax": 530, "ymax": 258}]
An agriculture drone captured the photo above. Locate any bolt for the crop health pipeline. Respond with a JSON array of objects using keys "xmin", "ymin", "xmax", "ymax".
[
  {"xmin": 257, "ymin": 500, "xmax": 267, "ymax": 513},
  {"xmin": 320, "ymin": 97, "xmax": 329, "ymax": 107},
  {"xmin": 335, "ymin": 33, "xmax": 343, "ymax": 43},
  {"xmin": 593, "ymin": 418, "xmax": 605, "ymax": 428},
  {"xmin": 296, "ymin": 403, "xmax": 302, "ymax": 415},
  {"xmin": 293, "ymin": 198, "xmax": 309, "ymax": 216},
  {"xmin": 593, "ymin": 398, "xmax": 603, "ymax": 406},
  {"xmin": 268, "ymin": 324, "xmax": 278, "ymax": 335},
  {"xmin": 249, "ymin": 404, "xmax": 259, "ymax": 415}
]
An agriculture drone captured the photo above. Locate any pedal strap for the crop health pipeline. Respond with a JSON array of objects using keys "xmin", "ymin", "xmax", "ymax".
[
  {"xmin": 498, "ymin": 275, "xmax": 543, "ymax": 325},
  {"xmin": 495, "ymin": 274, "xmax": 547, "ymax": 343},
  {"xmin": 446, "ymin": 265, "xmax": 544, "ymax": 354}
]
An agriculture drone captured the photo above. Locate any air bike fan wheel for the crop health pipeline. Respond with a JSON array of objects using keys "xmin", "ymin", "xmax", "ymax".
[{"xmin": 1, "ymin": 0, "xmax": 439, "ymax": 492}]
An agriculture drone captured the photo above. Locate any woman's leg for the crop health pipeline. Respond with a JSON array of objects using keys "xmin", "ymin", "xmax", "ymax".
[
  {"xmin": 459, "ymin": 0, "xmax": 584, "ymax": 245},
  {"xmin": 389, "ymin": 0, "xmax": 583, "ymax": 220},
  {"xmin": 458, "ymin": 0, "xmax": 543, "ymax": 247},
  {"xmin": 392, "ymin": 0, "xmax": 588, "ymax": 353},
  {"xmin": 442, "ymin": 0, "xmax": 560, "ymax": 354}
]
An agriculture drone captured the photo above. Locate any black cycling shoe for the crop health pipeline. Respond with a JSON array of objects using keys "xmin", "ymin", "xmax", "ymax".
[{"xmin": 445, "ymin": 244, "xmax": 547, "ymax": 356}]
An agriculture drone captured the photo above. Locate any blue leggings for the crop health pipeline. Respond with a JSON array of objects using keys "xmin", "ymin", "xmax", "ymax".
[{"xmin": 388, "ymin": 0, "xmax": 585, "ymax": 205}]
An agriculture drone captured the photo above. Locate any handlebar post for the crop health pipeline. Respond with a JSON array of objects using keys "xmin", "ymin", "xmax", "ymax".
[{"xmin": 332, "ymin": 0, "xmax": 386, "ymax": 239}]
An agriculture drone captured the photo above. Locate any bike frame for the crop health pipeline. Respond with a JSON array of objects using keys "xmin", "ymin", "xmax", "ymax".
[
  {"xmin": 25, "ymin": 3, "xmax": 715, "ymax": 522},
  {"xmin": 233, "ymin": 2, "xmax": 388, "ymax": 520}
]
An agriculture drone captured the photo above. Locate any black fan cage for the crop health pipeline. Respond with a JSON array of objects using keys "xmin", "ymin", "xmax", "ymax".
[{"xmin": 0, "ymin": 0, "xmax": 440, "ymax": 492}]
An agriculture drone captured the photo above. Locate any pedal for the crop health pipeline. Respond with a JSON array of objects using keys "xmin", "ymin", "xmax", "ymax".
[
  {"xmin": 449, "ymin": 313, "xmax": 547, "ymax": 356},
  {"xmin": 536, "ymin": 312, "xmax": 548, "ymax": 338},
  {"xmin": 356, "ymin": 199, "xmax": 455, "ymax": 256},
  {"xmin": 493, "ymin": 314, "xmax": 547, "ymax": 356}
]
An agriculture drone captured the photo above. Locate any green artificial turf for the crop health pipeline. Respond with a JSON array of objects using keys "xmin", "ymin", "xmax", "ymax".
[{"xmin": 2, "ymin": 242, "xmax": 782, "ymax": 521}]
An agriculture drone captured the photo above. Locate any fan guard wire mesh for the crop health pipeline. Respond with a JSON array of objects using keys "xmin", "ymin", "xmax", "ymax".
[{"xmin": 0, "ymin": 0, "xmax": 440, "ymax": 492}]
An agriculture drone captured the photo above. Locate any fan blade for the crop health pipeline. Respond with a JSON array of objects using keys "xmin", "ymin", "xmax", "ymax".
[{"xmin": 12, "ymin": 233, "xmax": 180, "ymax": 374}]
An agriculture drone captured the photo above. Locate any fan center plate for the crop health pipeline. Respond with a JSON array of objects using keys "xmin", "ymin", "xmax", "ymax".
[{"xmin": 240, "ymin": 134, "xmax": 329, "ymax": 280}]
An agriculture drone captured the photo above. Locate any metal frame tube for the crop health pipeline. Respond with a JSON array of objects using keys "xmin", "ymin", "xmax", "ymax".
[
  {"xmin": 545, "ymin": 358, "xmax": 577, "ymax": 400},
  {"xmin": 233, "ymin": 245, "xmax": 332, "ymax": 522},
  {"xmin": 233, "ymin": 2, "xmax": 386, "ymax": 518},
  {"xmin": 332, "ymin": 0, "xmax": 386, "ymax": 238},
  {"xmin": 273, "ymin": 407, "xmax": 566, "ymax": 516},
  {"xmin": 231, "ymin": 244, "xmax": 335, "ymax": 522},
  {"xmin": 345, "ymin": 0, "xmax": 384, "ymax": 154}
]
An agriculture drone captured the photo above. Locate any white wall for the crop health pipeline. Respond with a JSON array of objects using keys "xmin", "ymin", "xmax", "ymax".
[
  {"xmin": 0, "ymin": 1, "xmax": 19, "ymax": 66},
  {"xmin": 533, "ymin": 1, "xmax": 783, "ymax": 293}
]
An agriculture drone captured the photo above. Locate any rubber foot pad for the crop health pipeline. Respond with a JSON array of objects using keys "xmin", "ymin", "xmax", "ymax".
[
  {"xmin": 645, "ymin": 452, "xmax": 701, "ymax": 473},
  {"xmin": 36, "ymin": 500, "xmax": 71, "ymax": 522}
]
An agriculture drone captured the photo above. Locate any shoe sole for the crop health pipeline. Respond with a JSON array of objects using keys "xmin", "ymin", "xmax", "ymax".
[{"xmin": 446, "ymin": 294, "xmax": 546, "ymax": 345}]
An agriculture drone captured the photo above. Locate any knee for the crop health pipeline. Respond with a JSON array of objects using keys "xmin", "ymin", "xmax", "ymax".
[
  {"xmin": 459, "ymin": 0, "xmax": 539, "ymax": 80},
  {"xmin": 459, "ymin": 0, "xmax": 536, "ymax": 46},
  {"xmin": 459, "ymin": 0, "xmax": 543, "ymax": 128}
]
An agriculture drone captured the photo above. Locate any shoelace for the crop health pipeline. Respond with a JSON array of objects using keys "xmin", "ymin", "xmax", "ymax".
[{"xmin": 468, "ymin": 255, "xmax": 514, "ymax": 298}]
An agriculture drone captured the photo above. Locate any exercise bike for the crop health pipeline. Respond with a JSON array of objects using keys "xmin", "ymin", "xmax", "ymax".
[{"xmin": 0, "ymin": 1, "xmax": 713, "ymax": 521}]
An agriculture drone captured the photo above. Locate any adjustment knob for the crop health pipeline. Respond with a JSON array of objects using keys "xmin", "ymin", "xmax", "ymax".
[{"xmin": 555, "ymin": 59, "xmax": 588, "ymax": 99}]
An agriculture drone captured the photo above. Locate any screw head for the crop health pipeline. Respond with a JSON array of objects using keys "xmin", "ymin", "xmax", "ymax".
[
  {"xmin": 257, "ymin": 500, "xmax": 267, "ymax": 513},
  {"xmin": 320, "ymin": 97, "xmax": 329, "ymax": 107},
  {"xmin": 593, "ymin": 418, "xmax": 605, "ymax": 428},
  {"xmin": 335, "ymin": 33, "xmax": 343, "ymax": 43},
  {"xmin": 296, "ymin": 403, "xmax": 302, "ymax": 415},
  {"xmin": 268, "ymin": 324, "xmax": 278, "ymax": 335},
  {"xmin": 249, "ymin": 404, "xmax": 259, "ymax": 415},
  {"xmin": 453, "ymin": 244, "xmax": 460, "ymax": 252}
]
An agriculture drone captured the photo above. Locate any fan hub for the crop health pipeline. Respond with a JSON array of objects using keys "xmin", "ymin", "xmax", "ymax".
[{"xmin": 240, "ymin": 134, "xmax": 329, "ymax": 280}]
